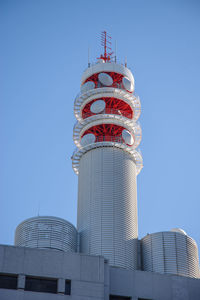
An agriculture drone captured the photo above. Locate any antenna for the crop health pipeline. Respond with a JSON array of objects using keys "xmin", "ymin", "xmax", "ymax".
[
  {"xmin": 97, "ymin": 31, "xmax": 114, "ymax": 62},
  {"xmin": 88, "ymin": 47, "xmax": 90, "ymax": 67},
  {"xmin": 115, "ymin": 40, "xmax": 117, "ymax": 63},
  {"xmin": 37, "ymin": 200, "xmax": 40, "ymax": 217}
]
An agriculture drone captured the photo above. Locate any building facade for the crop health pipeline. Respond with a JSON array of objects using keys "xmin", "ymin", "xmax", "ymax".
[{"xmin": 0, "ymin": 244, "xmax": 200, "ymax": 300}]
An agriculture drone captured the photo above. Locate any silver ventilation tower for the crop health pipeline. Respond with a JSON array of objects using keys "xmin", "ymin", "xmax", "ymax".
[
  {"xmin": 15, "ymin": 216, "xmax": 77, "ymax": 252},
  {"xmin": 141, "ymin": 229, "xmax": 200, "ymax": 278},
  {"xmin": 72, "ymin": 32, "xmax": 143, "ymax": 269}
]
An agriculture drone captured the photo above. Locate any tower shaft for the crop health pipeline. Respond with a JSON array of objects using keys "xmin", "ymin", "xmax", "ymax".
[{"xmin": 77, "ymin": 147, "xmax": 138, "ymax": 269}]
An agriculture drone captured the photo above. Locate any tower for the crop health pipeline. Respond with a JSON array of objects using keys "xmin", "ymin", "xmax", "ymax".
[
  {"xmin": 72, "ymin": 32, "xmax": 143, "ymax": 270},
  {"xmin": 1, "ymin": 31, "xmax": 200, "ymax": 300}
]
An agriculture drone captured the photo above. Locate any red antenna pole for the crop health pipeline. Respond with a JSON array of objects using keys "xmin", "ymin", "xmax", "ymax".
[
  {"xmin": 104, "ymin": 31, "xmax": 107, "ymax": 59},
  {"xmin": 98, "ymin": 31, "xmax": 113, "ymax": 62}
]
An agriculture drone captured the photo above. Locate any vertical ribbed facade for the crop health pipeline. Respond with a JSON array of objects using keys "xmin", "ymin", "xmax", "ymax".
[
  {"xmin": 77, "ymin": 147, "xmax": 138, "ymax": 269},
  {"xmin": 141, "ymin": 231, "xmax": 200, "ymax": 278},
  {"xmin": 15, "ymin": 216, "xmax": 77, "ymax": 252}
]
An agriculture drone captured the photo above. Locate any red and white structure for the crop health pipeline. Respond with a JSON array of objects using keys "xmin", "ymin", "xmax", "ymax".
[{"xmin": 72, "ymin": 32, "xmax": 143, "ymax": 270}]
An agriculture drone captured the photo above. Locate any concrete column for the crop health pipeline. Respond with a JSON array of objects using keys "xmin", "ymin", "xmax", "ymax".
[
  {"xmin": 17, "ymin": 274, "xmax": 25, "ymax": 289},
  {"xmin": 57, "ymin": 278, "xmax": 65, "ymax": 294}
]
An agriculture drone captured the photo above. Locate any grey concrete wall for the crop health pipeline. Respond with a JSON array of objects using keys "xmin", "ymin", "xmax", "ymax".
[
  {"xmin": 0, "ymin": 245, "xmax": 200, "ymax": 300},
  {"xmin": 0, "ymin": 245, "xmax": 106, "ymax": 300},
  {"xmin": 109, "ymin": 266, "xmax": 200, "ymax": 300}
]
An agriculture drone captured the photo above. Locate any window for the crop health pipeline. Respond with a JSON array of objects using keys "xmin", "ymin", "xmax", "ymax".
[
  {"xmin": 65, "ymin": 280, "xmax": 71, "ymax": 295},
  {"xmin": 25, "ymin": 276, "xmax": 57, "ymax": 294},
  {"xmin": 110, "ymin": 296, "xmax": 131, "ymax": 300},
  {"xmin": 0, "ymin": 273, "xmax": 17, "ymax": 290}
]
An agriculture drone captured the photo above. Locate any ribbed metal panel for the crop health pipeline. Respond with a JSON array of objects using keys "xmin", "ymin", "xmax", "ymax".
[
  {"xmin": 77, "ymin": 147, "xmax": 138, "ymax": 270},
  {"xmin": 141, "ymin": 231, "xmax": 200, "ymax": 278},
  {"xmin": 15, "ymin": 216, "xmax": 77, "ymax": 252}
]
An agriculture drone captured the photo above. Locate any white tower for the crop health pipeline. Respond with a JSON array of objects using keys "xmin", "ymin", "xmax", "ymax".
[{"xmin": 72, "ymin": 32, "xmax": 143, "ymax": 270}]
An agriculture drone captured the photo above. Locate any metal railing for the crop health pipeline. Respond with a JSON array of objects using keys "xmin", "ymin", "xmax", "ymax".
[
  {"xmin": 82, "ymin": 108, "xmax": 133, "ymax": 119},
  {"xmin": 74, "ymin": 87, "xmax": 139, "ymax": 105},
  {"xmin": 72, "ymin": 142, "xmax": 143, "ymax": 176},
  {"xmin": 82, "ymin": 82, "xmax": 130, "ymax": 93},
  {"xmin": 95, "ymin": 135, "xmax": 125, "ymax": 143},
  {"xmin": 72, "ymin": 135, "xmax": 132, "ymax": 157},
  {"xmin": 84, "ymin": 60, "xmax": 125, "ymax": 72}
]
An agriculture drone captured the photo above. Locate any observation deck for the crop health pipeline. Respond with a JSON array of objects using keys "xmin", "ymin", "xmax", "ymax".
[{"xmin": 72, "ymin": 59, "xmax": 143, "ymax": 175}]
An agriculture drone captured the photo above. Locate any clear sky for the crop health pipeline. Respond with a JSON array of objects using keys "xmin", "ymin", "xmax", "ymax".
[{"xmin": 1, "ymin": 0, "xmax": 200, "ymax": 251}]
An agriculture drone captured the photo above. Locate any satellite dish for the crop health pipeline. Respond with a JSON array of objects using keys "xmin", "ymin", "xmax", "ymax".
[
  {"xmin": 81, "ymin": 81, "xmax": 95, "ymax": 94},
  {"xmin": 90, "ymin": 100, "xmax": 106, "ymax": 114},
  {"xmin": 98, "ymin": 73, "xmax": 113, "ymax": 86},
  {"xmin": 122, "ymin": 77, "xmax": 134, "ymax": 92},
  {"xmin": 80, "ymin": 133, "xmax": 96, "ymax": 146},
  {"xmin": 122, "ymin": 129, "xmax": 134, "ymax": 146}
]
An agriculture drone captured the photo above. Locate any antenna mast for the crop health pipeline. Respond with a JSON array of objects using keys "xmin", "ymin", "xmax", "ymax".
[
  {"xmin": 88, "ymin": 47, "xmax": 90, "ymax": 67},
  {"xmin": 98, "ymin": 31, "xmax": 114, "ymax": 62}
]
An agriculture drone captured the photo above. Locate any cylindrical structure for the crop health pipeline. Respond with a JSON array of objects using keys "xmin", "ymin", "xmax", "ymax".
[
  {"xmin": 15, "ymin": 216, "xmax": 77, "ymax": 252},
  {"xmin": 141, "ymin": 229, "xmax": 200, "ymax": 278},
  {"xmin": 72, "ymin": 47, "xmax": 143, "ymax": 270},
  {"xmin": 77, "ymin": 147, "xmax": 138, "ymax": 269}
]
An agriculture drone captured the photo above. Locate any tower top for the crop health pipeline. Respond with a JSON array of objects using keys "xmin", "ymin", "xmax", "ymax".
[{"xmin": 97, "ymin": 31, "xmax": 113, "ymax": 62}]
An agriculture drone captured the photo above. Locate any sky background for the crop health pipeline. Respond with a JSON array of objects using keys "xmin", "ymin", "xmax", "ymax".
[{"xmin": 1, "ymin": 0, "xmax": 200, "ymax": 252}]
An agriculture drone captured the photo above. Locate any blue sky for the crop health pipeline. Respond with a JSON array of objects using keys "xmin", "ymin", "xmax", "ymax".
[{"xmin": 1, "ymin": 0, "xmax": 200, "ymax": 251}]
